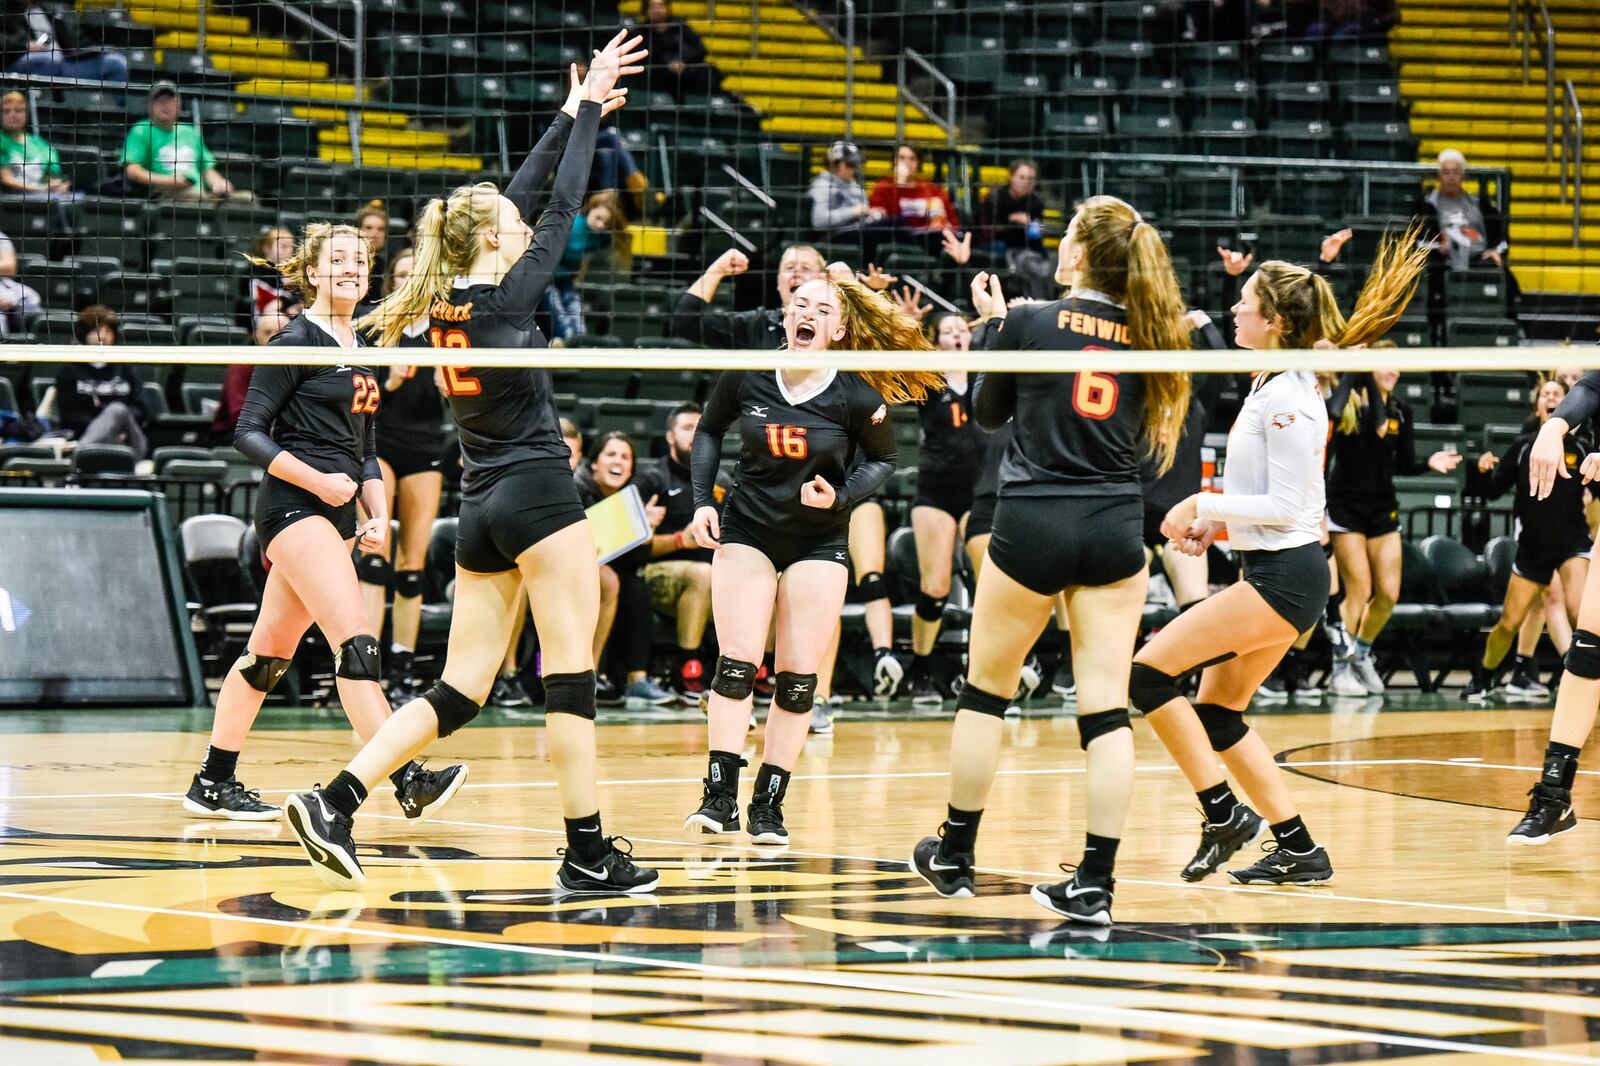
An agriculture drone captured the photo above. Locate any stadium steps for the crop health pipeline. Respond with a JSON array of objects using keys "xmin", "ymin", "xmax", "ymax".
[
  {"xmin": 618, "ymin": 0, "xmax": 944, "ymax": 145},
  {"xmin": 78, "ymin": 0, "xmax": 483, "ymax": 172},
  {"xmin": 1393, "ymin": 0, "xmax": 1600, "ymax": 296}
]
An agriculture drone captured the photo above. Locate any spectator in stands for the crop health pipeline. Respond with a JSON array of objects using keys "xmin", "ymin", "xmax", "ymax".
[
  {"xmin": 869, "ymin": 144, "xmax": 959, "ymax": 251},
  {"xmin": 211, "ymin": 309, "xmax": 287, "ymax": 445},
  {"xmin": 638, "ymin": 0, "xmax": 715, "ymax": 100},
  {"xmin": 575, "ymin": 430, "xmax": 674, "ymax": 707},
  {"xmin": 53, "ymin": 304, "xmax": 147, "ymax": 458},
  {"xmin": 809, "ymin": 141, "xmax": 888, "ymax": 252},
  {"xmin": 1413, "ymin": 148, "xmax": 1507, "ymax": 272},
  {"xmin": 0, "ymin": 90, "xmax": 69, "ymax": 196},
  {"xmin": 355, "ymin": 200, "xmax": 389, "ymax": 282},
  {"xmin": 245, "ymin": 226, "xmax": 300, "ymax": 324},
  {"xmin": 634, "ymin": 401, "xmax": 729, "ymax": 702},
  {"xmin": 120, "ymin": 82, "xmax": 254, "ymax": 203},
  {"xmin": 974, "ymin": 159, "xmax": 1044, "ymax": 256},
  {"xmin": 545, "ymin": 198, "xmax": 612, "ymax": 343},
  {"xmin": 0, "ymin": 228, "xmax": 39, "ymax": 335},
  {"xmin": 672, "ymin": 243, "xmax": 825, "ymax": 347},
  {"xmin": 1305, "ymin": 0, "xmax": 1397, "ymax": 38},
  {"xmin": 3, "ymin": 3, "xmax": 127, "ymax": 85}
]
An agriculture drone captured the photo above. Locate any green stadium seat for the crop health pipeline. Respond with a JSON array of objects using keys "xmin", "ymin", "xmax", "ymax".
[
  {"xmin": 1257, "ymin": 41, "xmax": 1318, "ymax": 84},
  {"xmin": 939, "ymin": 35, "xmax": 1005, "ymax": 87},
  {"xmin": 1191, "ymin": 116, "xmax": 1256, "ymax": 156},
  {"xmin": 1329, "ymin": 42, "xmax": 1394, "ymax": 81},
  {"xmin": 1446, "ymin": 318, "xmax": 1521, "ymax": 348},
  {"xmin": 1342, "ymin": 81, "xmax": 1407, "ymax": 123},
  {"xmin": 1444, "ymin": 269, "xmax": 1510, "ymax": 311},
  {"xmin": 1343, "ymin": 121, "xmax": 1416, "ymax": 164},
  {"xmin": 1114, "ymin": 113, "xmax": 1184, "ymax": 154},
  {"xmin": 1123, "ymin": 77, "xmax": 1183, "ymax": 120},
  {"xmin": 1263, "ymin": 120, "xmax": 1335, "ymax": 159},
  {"xmin": 1084, "ymin": 40, "xmax": 1163, "ymax": 84}
]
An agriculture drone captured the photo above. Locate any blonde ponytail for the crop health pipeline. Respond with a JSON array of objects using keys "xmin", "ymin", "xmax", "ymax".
[
  {"xmin": 1253, "ymin": 222, "xmax": 1429, "ymax": 351},
  {"xmin": 361, "ymin": 181, "xmax": 503, "ymax": 348},
  {"xmin": 1336, "ymin": 222, "xmax": 1430, "ymax": 348}
]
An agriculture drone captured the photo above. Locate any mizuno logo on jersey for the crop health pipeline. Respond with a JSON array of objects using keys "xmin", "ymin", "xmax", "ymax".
[{"xmin": 748, "ymin": 405, "xmax": 769, "ymax": 418}]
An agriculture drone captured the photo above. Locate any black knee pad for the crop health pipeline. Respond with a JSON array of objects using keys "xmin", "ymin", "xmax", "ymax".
[
  {"xmin": 393, "ymin": 569, "xmax": 424, "ymax": 599},
  {"xmin": 956, "ymin": 682, "xmax": 1011, "ymax": 720},
  {"xmin": 1195, "ymin": 702, "xmax": 1249, "ymax": 752},
  {"xmin": 1128, "ymin": 661, "xmax": 1182, "ymax": 713},
  {"xmin": 1078, "ymin": 708, "xmax": 1131, "ymax": 749},
  {"xmin": 711, "ymin": 655, "xmax": 758, "ymax": 699},
  {"xmin": 335, "ymin": 634, "xmax": 382, "ymax": 682},
  {"xmin": 773, "ymin": 671, "xmax": 818, "ymax": 713},
  {"xmin": 915, "ymin": 591, "xmax": 947, "ymax": 622},
  {"xmin": 1566, "ymin": 631, "xmax": 1600, "ymax": 679},
  {"xmin": 545, "ymin": 669, "xmax": 598, "ymax": 720},
  {"xmin": 424, "ymin": 680, "xmax": 481, "ymax": 738},
  {"xmin": 356, "ymin": 554, "xmax": 392, "ymax": 588},
  {"xmin": 233, "ymin": 652, "xmax": 291, "ymax": 693},
  {"xmin": 858, "ymin": 571, "xmax": 888, "ymax": 604}
]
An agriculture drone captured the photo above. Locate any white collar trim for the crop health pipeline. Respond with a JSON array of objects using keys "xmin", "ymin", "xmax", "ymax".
[
  {"xmin": 1071, "ymin": 287, "xmax": 1127, "ymax": 310},
  {"xmin": 301, "ymin": 310, "xmax": 357, "ymax": 349},
  {"xmin": 775, "ymin": 368, "xmax": 836, "ymax": 406}
]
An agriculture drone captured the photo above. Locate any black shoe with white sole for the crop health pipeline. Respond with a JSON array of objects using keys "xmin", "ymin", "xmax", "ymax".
[
  {"xmin": 747, "ymin": 798, "xmax": 788, "ymax": 845},
  {"xmin": 1507, "ymin": 783, "xmax": 1577, "ymax": 845},
  {"xmin": 1030, "ymin": 867, "xmax": 1114, "ymax": 926},
  {"xmin": 1228, "ymin": 842, "xmax": 1334, "ymax": 885},
  {"xmin": 393, "ymin": 762, "xmax": 468, "ymax": 821},
  {"xmin": 285, "ymin": 788, "xmax": 365, "ymax": 889},
  {"xmin": 684, "ymin": 783, "xmax": 740, "ymax": 834},
  {"xmin": 183, "ymin": 774, "xmax": 280, "ymax": 821},
  {"xmin": 555, "ymin": 837, "xmax": 659, "ymax": 895},
  {"xmin": 910, "ymin": 832, "xmax": 975, "ymax": 898},
  {"xmin": 1181, "ymin": 804, "xmax": 1265, "ymax": 882}
]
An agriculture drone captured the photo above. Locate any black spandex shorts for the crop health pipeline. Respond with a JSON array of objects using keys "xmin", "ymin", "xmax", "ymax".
[
  {"xmin": 254, "ymin": 473, "xmax": 356, "ymax": 552},
  {"xmin": 912, "ymin": 466, "xmax": 976, "ymax": 522},
  {"xmin": 1142, "ymin": 507, "xmax": 1170, "ymax": 550},
  {"xmin": 987, "ymin": 493, "xmax": 1145, "ymax": 596},
  {"xmin": 455, "ymin": 461, "xmax": 587, "ymax": 573},
  {"xmin": 1240, "ymin": 541, "xmax": 1329, "ymax": 633},
  {"xmin": 966, "ymin": 493, "xmax": 998, "ymax": 541},
  {"xmin": 1327, "ymin": 495, "xmax": 1400, "ymax": 538},
  {"xmin": 1513, "ymin": 536, "xmax": 1592, "ymax": 586},
  {"xmin": 378, "ymin": 439, "xmax": 444, "ymax": 480},
  {"xmin": 720, "ymin": 507, "xmax": 850, "ymax": 573}
]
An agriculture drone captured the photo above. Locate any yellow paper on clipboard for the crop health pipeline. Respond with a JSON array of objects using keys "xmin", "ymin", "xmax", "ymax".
[{"xmin": 586, "ymin": 484, "xmax": 652, "ymax": 566}]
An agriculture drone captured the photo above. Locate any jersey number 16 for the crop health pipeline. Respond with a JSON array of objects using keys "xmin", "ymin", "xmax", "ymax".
[{"xmin": 764, "ymin": 424, "xmax": 809, "ymax": 459}]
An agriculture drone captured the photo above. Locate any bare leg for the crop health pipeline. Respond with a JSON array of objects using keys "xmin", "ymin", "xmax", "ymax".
[{"xmin": 761, "ymin": 560, "xmax": 851, "ymax": 769}]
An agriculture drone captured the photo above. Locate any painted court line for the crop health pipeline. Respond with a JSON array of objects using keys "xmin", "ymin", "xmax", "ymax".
[
  {"xmin": 0, "ymin": 888, "xmax": 1593, "ymax": 1065},
  {"xmin": 6, "ymin": 757, "xmax": 1592, "ymax": 803}
]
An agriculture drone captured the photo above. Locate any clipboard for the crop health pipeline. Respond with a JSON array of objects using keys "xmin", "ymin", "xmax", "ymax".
[{"xmin": 586, "ymin": 483, "xmax": 652, "ymax": 566}]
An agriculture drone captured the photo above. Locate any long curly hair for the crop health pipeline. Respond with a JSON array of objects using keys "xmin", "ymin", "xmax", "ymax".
[
  {"xmin": 243, "ymin": 222, "xmax": 367, "ymax": 305},
  {"xmin": 1253, "ymin": 223, "xmax": 1430, "ymax": 350},
  {"xmin": 808, "ymin": 271, "xmax": 944, "ymax": 405}
]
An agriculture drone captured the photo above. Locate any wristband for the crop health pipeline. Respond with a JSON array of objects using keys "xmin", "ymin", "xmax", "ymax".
[{"xmin": 673, "ymin": 530, "xmax": 685, "ymax": 550}]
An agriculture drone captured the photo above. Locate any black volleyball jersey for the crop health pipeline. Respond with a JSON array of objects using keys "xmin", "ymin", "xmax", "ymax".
[
  {"xmin": 1484, "ymin": 424, "xmax": 1592, "ymax": 554},
  {"xmin": 973, "ymin": 295, "xmax": 1148, "ymax": 496},
  {"xmin": 971, "ymin": 420, "xmax": 1013, "ymax": 500},
  {"xmin": 1141, "ymin": 393, "xmax": 1206, "ymax": 515},
  {"xmin": 373, "ymin": 326, "xmax": 446, "ymax": 455},
  {"xmin": 692, "ymin": 369, "xmax": 896, "ymax": 536},
  {"xmin": 430, "ymin": 101, "xmax": 601, "ymax": 492},
  {"xmin": 233, "ymin": 312, "xmax": 379, "ymax": 482},
  {"xmin": 917, "ymin": 379, "xmax": 982, "ymax": 480},
  {"xmin": 1325, "ymin": 374, "xmax": 1426, "ymax": 509},
  {"xmin": 1554, "ymin": 370, "xmax": 1600, "ymax": 430}
]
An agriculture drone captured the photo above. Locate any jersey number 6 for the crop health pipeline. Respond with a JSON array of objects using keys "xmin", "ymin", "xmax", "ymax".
[
  {"xmin": 1072, "ymin": 370, "xmax": 1119, "ymax": 420},
  {"xmin": 350, "ymin": 374, "xmax": 380, "ymax": 414},
  {"xmin": 764, "ymin": 424, "xmax": 809, "ymax": 459}
]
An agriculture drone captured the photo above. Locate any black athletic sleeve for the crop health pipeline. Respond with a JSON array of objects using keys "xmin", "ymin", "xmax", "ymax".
[
  {"xmin": 1327, "ymin": 373, "xmax": 1383, "ymax": 435},
  {"xmin": 1482, "ymin": 437, "xmax": 1525, "ymax": 501},
  {"xmin": 361, "ymin": 417, "xmax": 380, "ymax": 482},
  {"xmin": 671, "ymin": 293, "xmax": 734, "ymax": 347},
  {"xmin": 234, "ymin": 364, "xmax": 304, "ymax": 470},
  {"xmin": 833, "ymin": 409, "xmax": 895, "ymax": 510},
  {"xmin": 489, "ymin": 101, "xmax": 600, "ymax": 314},
  {"xmin": 502, "ymin": 111, "xmax": 574, "ymax": 220},
  {"xmin": 1554, "ymin": 372, "xmax": 1600, "ymax": 428},
  {"xmin": 971, "ymin": 309, "xmax": 1023, "ymax": 430},
  {"xmin": 691, "ymin": 370, "xmax": 743, "ymax": 509},
  {"xmin": 1392, "ymin": 401, "xmax": 1424, "ymax": 475}
]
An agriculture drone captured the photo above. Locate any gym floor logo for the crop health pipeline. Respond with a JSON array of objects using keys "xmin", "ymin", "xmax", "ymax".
[{"xmin": 0, "ymin": 826, "xmax": 1596, "ymax": 1062}]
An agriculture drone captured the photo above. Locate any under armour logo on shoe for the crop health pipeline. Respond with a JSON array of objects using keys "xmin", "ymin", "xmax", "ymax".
[
  {"xmin": 204, "ymin": 789, "xmax": 219, "ymax": 802},
  {"xmin": 402, "ymin": 797, "xmax": 417, "ymax": 811}
]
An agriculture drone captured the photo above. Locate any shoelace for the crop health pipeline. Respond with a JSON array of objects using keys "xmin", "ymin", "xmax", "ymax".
[
  {"xmin": 748, "ymin": 799, "xmax": 781, "ymax": 824},
  {"xmin": 605, "ymin": 836, "xmax": 639, "ymax": 872},
  {"xmin": 220, "ymin": 780, "xmax": 264, "ymax": 803}
]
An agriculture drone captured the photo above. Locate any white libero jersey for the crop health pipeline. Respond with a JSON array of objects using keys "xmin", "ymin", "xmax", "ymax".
[{"xmin": 1197, "ymin": 370, "xmax": 1326, "ymax": 552}]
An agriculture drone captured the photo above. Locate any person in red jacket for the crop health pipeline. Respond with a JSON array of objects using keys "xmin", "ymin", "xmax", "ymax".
[{"xmin": 869, "ymin": 144, "xmax": 959, "ymax": 252}]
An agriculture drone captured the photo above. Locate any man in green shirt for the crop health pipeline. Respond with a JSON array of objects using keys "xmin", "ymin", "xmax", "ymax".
[
  {"xmin": 120, "ymin": 81, "xmax": 253, "ymax": 202},
  {"xmin": 0, "ymin": 90, "xmax": 70, "ymax": 195}
]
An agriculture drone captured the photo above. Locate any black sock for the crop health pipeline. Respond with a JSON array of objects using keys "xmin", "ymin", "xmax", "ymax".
[
  {"xmin": 1198, "ymin": 781, "xmax": 1240, "ymax": 823},
  {"xmin": 199, "ymin": 745, "xmax": 238, "ymax": 783},
  {"xmin": 1543, "ymin": 741, "xmax": 1581, "ymax": 789},
  {"xmin": 941, "ymin": 804, "xmax": 982, "ymax": 855},
  {"xmin": 753, "ymin": 762, "xmax": 790, "ymax": 805},
  {"xmin": 1271, "ymin": 815, "xmax": 1315, "ymax": 852},
  {"xmin": 873, "ymin": 645, "xmax": 891, "ymax": 659},
  {"xmin": 564, "ymin": 811, "xmax": 607, "ymax": 863},
  {"xmin": 388, "ymin": 760, "xmax": 421, "ymax": 791},
  {"xmin": 323, "ymin": 771, "xmax": 368, "ymax": 818},
  {"xmin": 708, "ymin": 750, "xmax": 743, "ymax": 794},
  {"xmin": 1512, "ymin": 653, "xmax": 1533, "ymax": 677},
  {"xmin": 1079, "ymin": 833, "xmax": 1120, "ymax": 883}
]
